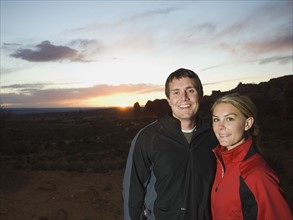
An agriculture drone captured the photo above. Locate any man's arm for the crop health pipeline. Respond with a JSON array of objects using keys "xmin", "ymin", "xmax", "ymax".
[{"xmin": 123, "ymin": 132, "xmax": 150, "ymax": 220}]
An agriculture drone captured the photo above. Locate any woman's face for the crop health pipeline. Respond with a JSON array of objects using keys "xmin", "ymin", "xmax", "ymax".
[{"xmin": 212, "ymin": 102, "xmax": 253, "ymax": 150}]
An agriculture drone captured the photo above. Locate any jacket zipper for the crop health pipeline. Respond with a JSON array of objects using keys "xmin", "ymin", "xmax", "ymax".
[{"xmin": 215, "ymin": 161, "xmax": 225, "ymax": 192}]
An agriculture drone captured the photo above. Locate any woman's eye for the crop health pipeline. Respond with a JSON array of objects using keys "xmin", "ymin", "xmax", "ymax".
[
  {"xmin": 226, "ymin": 117, "xmax": 234, "ymax": 121},
  {"xmin": 212, "ymin": 118, "xmax": 219, "ymax": 123}
]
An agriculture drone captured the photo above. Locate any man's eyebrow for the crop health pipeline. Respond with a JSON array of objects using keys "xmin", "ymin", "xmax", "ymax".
[{"xmin": 170, "ymin": 86, "xmax": 196, "ymax": 91}]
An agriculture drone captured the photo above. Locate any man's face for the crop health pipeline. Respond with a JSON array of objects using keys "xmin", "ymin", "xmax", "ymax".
[{"xmin": 167, "ymin": 77, "xmax": 200, "ymax": 123}]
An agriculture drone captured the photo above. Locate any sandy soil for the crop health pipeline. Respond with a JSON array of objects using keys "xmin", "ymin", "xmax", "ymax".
[{"xmin": 0, "ymin": 167, "xmax": 124, "ymax": 220}]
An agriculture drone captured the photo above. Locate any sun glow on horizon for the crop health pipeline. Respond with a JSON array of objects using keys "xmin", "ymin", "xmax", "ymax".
[
  {"xmin": 83, "ymin": 91, "xmax": 165, "ymax": 108},
  {"xmin": 117, "ymin": 101, "xmax": 130, "ymax": 108}
]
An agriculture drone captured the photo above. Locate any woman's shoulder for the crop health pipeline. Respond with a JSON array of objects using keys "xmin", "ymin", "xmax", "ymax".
[
  {"xmin": 240, "ymin": 154, "xmax": 276, "ymax": 177},
  {"xmin": 239, "ymin": 154, "xmax": 280, "ymax": 184}
]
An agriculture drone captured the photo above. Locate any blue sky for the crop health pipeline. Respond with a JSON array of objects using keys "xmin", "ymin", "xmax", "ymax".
[{"xmin": 1, "ymin": 0, "xmax": 292, "ymax": 108}]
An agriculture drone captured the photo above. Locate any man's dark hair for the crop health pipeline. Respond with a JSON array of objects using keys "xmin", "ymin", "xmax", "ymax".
[{"xmin": 165, "ymin": 68, "xmax": 203, "ymax": 99}]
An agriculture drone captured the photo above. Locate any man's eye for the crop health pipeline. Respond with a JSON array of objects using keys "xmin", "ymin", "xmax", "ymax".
[
  {"xmin": 226, "ymin": 117, "xmax": 234, "ymax": 121},
  {"xmin": 188, "ymin": 88, "xmax": 195, "ymax": 93}
]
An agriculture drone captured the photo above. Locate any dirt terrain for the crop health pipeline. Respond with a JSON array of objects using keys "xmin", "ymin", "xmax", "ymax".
[
  {"xmin": 0, "ymin": 108, "xmax": 148, "ymax": 220},
  {"xmin": 0, "ymin": 168, "xmax": 124, "ymax": 220}
]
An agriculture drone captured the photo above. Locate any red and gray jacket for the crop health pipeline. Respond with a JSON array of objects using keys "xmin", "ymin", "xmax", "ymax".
[
  {"xmin": 211, "ymin": 137, "xmax": 292, "ymax": 219},
  {"xmin": 123, "ymin": 113, "xmax": 218, "ymax": 220}
]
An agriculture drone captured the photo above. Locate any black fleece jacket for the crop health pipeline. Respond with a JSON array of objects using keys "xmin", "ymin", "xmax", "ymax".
[{"xmin": 123, "ymin": 113, "xmax": 218, "ymax": 220}]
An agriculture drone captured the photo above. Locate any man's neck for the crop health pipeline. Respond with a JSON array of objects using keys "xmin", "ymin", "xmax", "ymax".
[{"xmin": 180, "ymin": 120, "xmax": 196, "ymax": 131}]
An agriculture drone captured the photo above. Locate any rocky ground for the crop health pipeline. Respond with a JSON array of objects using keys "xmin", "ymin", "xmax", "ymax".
[
  {"xmin": 0, "ymin": 167, "xmax": 124, "ymax": 220},
  {"xmin": 0, "ymin": 108, "xmax": 144, "ymax": 220}
]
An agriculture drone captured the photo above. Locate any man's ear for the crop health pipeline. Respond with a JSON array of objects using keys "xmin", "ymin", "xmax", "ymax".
[
  {"xmin": 244, "ymin": 117, "xmax": 254, "ymax": 131},
  {"xmin": 167, "ymin": 98, "xmax": 172, "ymax": 107}
]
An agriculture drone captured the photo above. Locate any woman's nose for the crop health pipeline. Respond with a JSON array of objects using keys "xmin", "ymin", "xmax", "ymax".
[{"xmin": 218, "ymin": 120, "xmax": 225, "ymax": 129}]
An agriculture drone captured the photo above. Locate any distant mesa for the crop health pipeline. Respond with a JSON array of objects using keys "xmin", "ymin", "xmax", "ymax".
[{"xmin": 133, "ymin": 75, "xmax": 293, "ymax": 118}]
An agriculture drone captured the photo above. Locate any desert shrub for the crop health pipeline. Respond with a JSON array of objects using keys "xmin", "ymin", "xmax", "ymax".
[
  {"xmin": 0, "ymin": 105, "xmax": 12, "ymax": 119},
  {"xmin": 6, "ymin": 142, "xmax": 42, "ymax": 155}
]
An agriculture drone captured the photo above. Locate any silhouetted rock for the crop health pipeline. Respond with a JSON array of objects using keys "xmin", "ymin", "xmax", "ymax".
[
  {"xmin": 141, "ymin": 75, "xmax": 293, "ymax": 118},
  {"xmin": 133, "ymin": 102, "xmax": 142, "ymax": 115},
  {"xmin": 144, "ymin": 99, "xmax": 171, "ymax": 118},
  {"xmin": 282, "ymin": 77, "xmax": 293, "ymax": 117},
  {"xmin": 227, "ymin": 75, "xmax": 293, "ymax": 117}
]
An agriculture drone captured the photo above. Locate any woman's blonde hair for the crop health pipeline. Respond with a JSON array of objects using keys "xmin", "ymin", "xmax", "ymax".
[{"xmin": 211, "ymin": 93, "xmax": 259, "ymax": 138}]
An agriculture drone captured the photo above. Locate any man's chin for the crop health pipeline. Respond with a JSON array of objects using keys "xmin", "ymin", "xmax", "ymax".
[{"xmin": 174, "ymin": 112, "xmax": 195, "ymax": 120}]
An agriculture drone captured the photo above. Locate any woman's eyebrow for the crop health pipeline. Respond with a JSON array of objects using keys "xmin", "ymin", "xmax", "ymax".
[
  {"xmin": 224, "ymin": 113, "xmax": 237, "ymax": 117},
  {"xmin": 212, "ymin": 113, "xmax": 237, "ymax": 117}
]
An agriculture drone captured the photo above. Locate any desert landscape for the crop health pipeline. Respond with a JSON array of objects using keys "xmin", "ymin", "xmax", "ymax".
[{"xmin": 1, "ymin": 75, "xmax": 293, "ymax": 220}]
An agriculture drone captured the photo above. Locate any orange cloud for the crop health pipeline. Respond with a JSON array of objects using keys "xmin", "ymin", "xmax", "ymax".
[{"xmin": 1, "ymin": 83, "xmax": 164, "ymax": 107}]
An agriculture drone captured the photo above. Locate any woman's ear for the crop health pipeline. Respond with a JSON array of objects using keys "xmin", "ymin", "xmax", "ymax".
[{"xmin": 244, "ymin": 117, "xmax": 254, "ymax": 131}]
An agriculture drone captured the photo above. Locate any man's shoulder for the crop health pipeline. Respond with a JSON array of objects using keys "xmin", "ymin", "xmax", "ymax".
[
  {"xmin": 136, "ymin": 119, "xmax": 160, "ymax": 137},
  {"xmin": 136, "ymin": 115, "xmax": 174, "ymax": 138}
]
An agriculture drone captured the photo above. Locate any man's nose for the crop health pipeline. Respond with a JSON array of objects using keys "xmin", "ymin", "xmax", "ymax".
[{"xmin": 181, "ymin": 91, "xmax": 189, "ymax": 100}]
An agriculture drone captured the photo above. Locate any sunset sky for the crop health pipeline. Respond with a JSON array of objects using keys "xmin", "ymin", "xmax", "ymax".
[{"xmin": 1, "ymin": 0, "xmax": 292, "ymax": 108}]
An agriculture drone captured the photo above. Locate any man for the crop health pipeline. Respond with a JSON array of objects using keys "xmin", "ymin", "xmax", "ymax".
[{"xmin": 123, "ymin": 68, "xmax": 218, "ymax": 220}]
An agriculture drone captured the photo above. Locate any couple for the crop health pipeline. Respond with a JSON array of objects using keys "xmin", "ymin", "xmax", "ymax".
[{"xmin": 122, "ymin": 68, "xmax": 292, "ymax": 220}]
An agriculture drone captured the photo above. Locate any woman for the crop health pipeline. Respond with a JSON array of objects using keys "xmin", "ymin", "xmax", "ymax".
[{"xmin": 211, "ymin": 93, "xmax": 292, "ymax": 219}]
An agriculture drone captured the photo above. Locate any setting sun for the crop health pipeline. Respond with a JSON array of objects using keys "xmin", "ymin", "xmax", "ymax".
[
  {"xmin": 82, "ymin": 91, "xmax": 165, "ymax": 108},
  {"xmin": 118, "ymin": 102, "xmax": 130, "ymax": 108}
]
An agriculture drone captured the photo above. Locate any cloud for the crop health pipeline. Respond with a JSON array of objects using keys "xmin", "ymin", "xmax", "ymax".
[
  {"xmin": 1, "ymin": 83, "xmax": 47, "ymax": 90},
  {"xmin": 251, "ymin": 55, "xmax": 293, "ymax": 65},
  {"xmin": 241, "ymin": 32, "xmax": 292, "ymax": 54},
  {"xmin": 69, "ymin": 39, "xmax": 104, "ymax": 58},
  {"xmin": 1, "ymin": 83, "xmax": 164, "ymax": 107},
  {"xmin": 10, "ymin": 41, "xmax": 90, "ymax": 62},
  {"xmin": 200, "ymin": 64, "xmax": 223, "ymax": 72},
  {"xmin": 217, "ymin": 30, "xmax": 292, "ymax": 63},
  {"xmin": 70, "ymin": 39, "xmax": 99, "ymax": 48},
  {"xmin": 71, "ymin": 6, "xmax": 181, "ymax": 33},
  {"xmin": 0, "ymin": 67, "xmax": 17, "ymax": 74},
  {"xmin": 2, "ymin": 42, "xmax": 22, "ymax": 48},
  {"xmin": 206, "ymin": 2, "xmax": 292, "ymax": 59},
  {"xmin": 203, "ymin": 77, "xmax": 254, "ymax": 86},
  {"xmin": 219, "ymin": 1, "xmax": 291, "ymax": 38},
  {"xmin": 129, "ymin": 6, "xmax": 181, "ymax": 21}
]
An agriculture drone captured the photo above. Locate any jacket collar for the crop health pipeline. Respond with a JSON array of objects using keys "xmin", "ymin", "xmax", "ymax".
[{"xmin": 213, "ymin": 137, "xmax": 253, "ymax": 164}]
